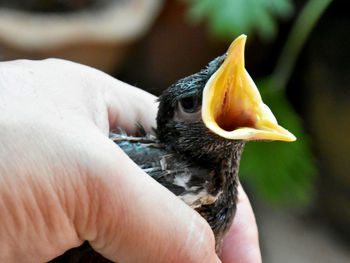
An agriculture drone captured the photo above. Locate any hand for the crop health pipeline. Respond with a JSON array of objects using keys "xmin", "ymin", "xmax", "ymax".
[{"xmin": 0, "ymin": 58, "xmax": 261, "ymax": 262}]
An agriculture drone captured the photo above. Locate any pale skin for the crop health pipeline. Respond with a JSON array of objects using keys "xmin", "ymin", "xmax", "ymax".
[{"xmin": 0, "ymin": 58, "xmax": 261, "ymax": 263}]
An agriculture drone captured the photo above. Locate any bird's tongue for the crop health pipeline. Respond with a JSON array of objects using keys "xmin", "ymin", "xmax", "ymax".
[{"xmin": 202, "ymin": 35, "xmax": 296, "ymax": 142}]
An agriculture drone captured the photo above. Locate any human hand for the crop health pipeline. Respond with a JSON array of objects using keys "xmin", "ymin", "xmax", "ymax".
[{"xmin": 0, "ymin": 58, "xmax": 261, "ymax": 262}]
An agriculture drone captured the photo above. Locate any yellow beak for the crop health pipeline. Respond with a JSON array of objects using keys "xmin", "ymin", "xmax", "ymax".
[{"xmin": 202, "ymin": 35, "xmax": 296, "ymax": 142}]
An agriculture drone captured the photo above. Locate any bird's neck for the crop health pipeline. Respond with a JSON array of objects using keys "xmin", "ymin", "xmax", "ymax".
[
  {"xmin": 211, "ymin": 142, "xmax": 245, "ymax": 196},
  {"xmin": 178, "ymin": 140, "xmax": 245, "ymax": 198}
]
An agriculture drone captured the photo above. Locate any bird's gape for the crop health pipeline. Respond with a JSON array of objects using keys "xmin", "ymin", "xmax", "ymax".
[
  {"xmin": 213, "ymin": 87, "xmax": 257, "ymax": 131},
  {"xmin": 215, "ymin": 106, "xmax": 257, "ymax": 132}
]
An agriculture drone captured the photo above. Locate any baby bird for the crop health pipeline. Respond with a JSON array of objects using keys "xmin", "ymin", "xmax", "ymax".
[{"xmin": 50, "ymin": 35, "xmax": 295, "ymax": 263}]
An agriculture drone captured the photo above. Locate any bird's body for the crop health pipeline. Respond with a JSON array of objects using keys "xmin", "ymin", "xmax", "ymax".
[
  {"xmin": 111, "ymin": 129, "xmax": 244, "ymax": 251},
  {"xmin": 50, "ymin": 35, "xmax": 295, "ymax": 262}
]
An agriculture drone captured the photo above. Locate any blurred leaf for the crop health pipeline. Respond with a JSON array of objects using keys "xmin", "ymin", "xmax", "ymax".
[
  {"xmin": 182, "ymin": 0, "xmax": 293, "ymax": 40},
  {"xmin": 239, "ymin": 79, "xmax": 317, "ymax": 206}
]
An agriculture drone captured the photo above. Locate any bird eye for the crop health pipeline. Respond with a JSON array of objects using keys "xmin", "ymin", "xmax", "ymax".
[
  {"xmin": 179, "ymin": 96, "xmax": 200, "ymax": 113},
  {"xmin": 175, "ymin": 96, "xmax": 201, "ymax": 122}
]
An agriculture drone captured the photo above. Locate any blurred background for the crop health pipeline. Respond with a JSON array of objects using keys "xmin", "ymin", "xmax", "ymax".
[{"xmin": 0, "ymin": 0, "xmax": 349, "ymax": 262}]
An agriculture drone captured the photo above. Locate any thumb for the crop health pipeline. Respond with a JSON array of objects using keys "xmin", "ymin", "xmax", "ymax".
[{"xmin": 75, "ymin": 134, "xmax": 221, "ymax": 263}]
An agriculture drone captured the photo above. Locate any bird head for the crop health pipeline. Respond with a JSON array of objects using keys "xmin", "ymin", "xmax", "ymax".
[{"xmin": 156, "ymin": 35, "xmax": 295, "ymax": 160}]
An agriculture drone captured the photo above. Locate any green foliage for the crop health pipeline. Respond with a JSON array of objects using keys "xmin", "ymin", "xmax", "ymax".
[
  {"xmin": 239, "ymin": 80, "xmax": 316, "ymax": 205},
  {"xmin": 183, "ymin": 0, "xmax": 293, "ymax": 40}
]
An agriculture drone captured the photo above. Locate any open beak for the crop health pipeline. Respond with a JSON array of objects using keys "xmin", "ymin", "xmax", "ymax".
[{"xmin": 202, "ymin": 35, "xmax": 296, "ymax": 142}]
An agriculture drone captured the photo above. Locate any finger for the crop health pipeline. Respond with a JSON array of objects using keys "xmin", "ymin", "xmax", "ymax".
[
  {"xmin": 102, "ymin": 77, "xmax": 158, "ymax": 134},
  {"xmin": 75, "ymin": 134, "xmax": 221, "ymax": 263},
  {"xmin": 220, "ymin": 185, "xmax": 261, "ymax": 263}
]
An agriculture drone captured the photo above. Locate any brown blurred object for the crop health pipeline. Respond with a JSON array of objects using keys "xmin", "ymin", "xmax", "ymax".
[
  {"xmin": 0, "ymin": 0, "xmax": 164, "ymax": 73},
  {"xmin": 116, "ymin": 0, "xmax": 230, "ymax": 95}
]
